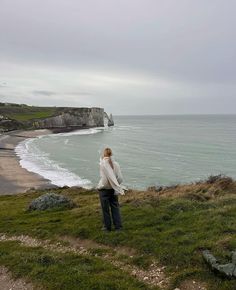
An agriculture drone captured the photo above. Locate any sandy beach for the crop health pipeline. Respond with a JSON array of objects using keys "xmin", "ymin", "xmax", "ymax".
[{"xmin": 0, "ymin": 129, "xmax": 56, "ymax": 195}]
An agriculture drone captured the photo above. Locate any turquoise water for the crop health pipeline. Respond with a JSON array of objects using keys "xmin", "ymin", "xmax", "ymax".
[{"xmin": 16, "ymin": 115, "xmax": 236, "ymax": 189}]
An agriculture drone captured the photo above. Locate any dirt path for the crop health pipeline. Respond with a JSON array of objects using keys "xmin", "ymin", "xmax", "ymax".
[
  {"xmin": 0, "ymin": 232, "xmax": 168, "ymax": 288},
  {"xmin": 0, "ymin": 233, "xmax": 207, "ymax": 290},
  {"xmin": 0, "ymin": 266, "xmax": 34, "ymax": 290}
]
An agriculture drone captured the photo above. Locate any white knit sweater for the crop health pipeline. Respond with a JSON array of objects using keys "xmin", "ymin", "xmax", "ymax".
[{"xmin": 97, "ymin": 157, "xmax": 125, "ymax": 195}]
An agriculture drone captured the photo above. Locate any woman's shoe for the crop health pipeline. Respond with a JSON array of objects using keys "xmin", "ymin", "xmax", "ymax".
[{"xmin": 101, "ymin": 226, "xmax": 111, "ymax": 232}]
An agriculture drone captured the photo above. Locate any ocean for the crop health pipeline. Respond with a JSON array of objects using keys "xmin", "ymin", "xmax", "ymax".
[{"xmin": 15, "ymin": 115, "xmax": 236, "ymax": 190}]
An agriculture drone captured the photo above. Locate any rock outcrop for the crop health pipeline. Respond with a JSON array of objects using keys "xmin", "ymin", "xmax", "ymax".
[
  {"xmin": 0, "ymin": 116, "xmax": 25, "ymax": 132},
  {"xmin": 203, "ymin": 250, "xmax": 236, "ymax": 278},
  {"xmin": 28, "ymin": 193, "xmax": 75, "ymax": 211},
  {"xmin": 104, "ymin": 112, "xmax": 114, "ymax": 126}
]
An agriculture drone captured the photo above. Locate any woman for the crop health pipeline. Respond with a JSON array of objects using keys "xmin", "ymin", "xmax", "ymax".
[{"xmin": 97, "ymin": 148, "xmax": 125, "ymax": 231}]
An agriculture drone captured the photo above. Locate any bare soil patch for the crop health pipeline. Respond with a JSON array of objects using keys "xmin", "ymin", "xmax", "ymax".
[
  {"xmin": 178, "ymin": 279, "xmax": 207, "ymax": 290},
  {"xmin": 0, "ymin": 266, "xmax": 34, "ymax": 290}
]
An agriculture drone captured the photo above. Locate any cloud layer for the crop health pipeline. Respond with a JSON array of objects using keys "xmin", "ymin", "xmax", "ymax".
[{"xmin": 0, "ymin": 0, "xmax": 235, "ymax": 114}]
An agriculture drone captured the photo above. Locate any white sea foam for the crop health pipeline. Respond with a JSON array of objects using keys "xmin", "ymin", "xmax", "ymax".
[
  {"xmin": 53, "ymin": 127, "xmax": 106, "ymax": 137},
  {"xmin": 14, "ymin": 127, "xmax": 104, "ymax": 188}
]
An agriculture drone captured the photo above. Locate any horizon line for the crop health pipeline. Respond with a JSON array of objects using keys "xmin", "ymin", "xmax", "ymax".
[{"xmin": 114, "ymin": 113, "xmax": 236, "ymax": 116}]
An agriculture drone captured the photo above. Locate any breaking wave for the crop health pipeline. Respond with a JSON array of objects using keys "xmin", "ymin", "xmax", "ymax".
[{"xmin": 15, "ymin": 128, "xmax": 104, "ymax": 188}]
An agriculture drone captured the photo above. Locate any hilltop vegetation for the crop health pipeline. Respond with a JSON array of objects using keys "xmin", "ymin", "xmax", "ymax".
[
  {"xmin": 0, "ymin": 103, "xmax": 57, "ymax": 131},
  {"xmin": 0, "ymin": 103, "xmax": 57, "ymax": 121},
  {"xmin": 0, "ymin": 176, "xmax": 235, "ymax": 289}
]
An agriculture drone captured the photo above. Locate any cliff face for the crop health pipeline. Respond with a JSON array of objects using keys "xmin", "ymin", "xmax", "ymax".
[
  {"xmin": 0, "ymin": 104, "xmax": 114, "ymax": 132},
  {"xmin": 32, "ymin": 108, "xmax": 105, "ymax": 130}
]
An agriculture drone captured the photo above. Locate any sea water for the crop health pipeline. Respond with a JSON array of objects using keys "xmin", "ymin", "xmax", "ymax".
[{"xmin": 15, "ymin": 115, "xmax": 236, "ymax": 190}]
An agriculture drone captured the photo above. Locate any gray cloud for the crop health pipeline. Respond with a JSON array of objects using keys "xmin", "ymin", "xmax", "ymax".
[
  {"xmin": 0, "ymin": 0, "xmax": 235, "ymax": 114},
  {"xmin": 0, "ymin": 82, "xmax": 8, "ymax": 87},
  {"xmin": 33, "ymin": 90, "xmax": 56, "ymax": 96},
  {"xmin": 68, "ymin": 92, "xmax": 92, "ymax": 96}
]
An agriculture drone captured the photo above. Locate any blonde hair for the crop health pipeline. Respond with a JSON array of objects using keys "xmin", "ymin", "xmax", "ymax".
[
  {"xmin": 103, "ymin": 148, "xmax": 114, "ymax": 169},
  {"xmin": 103, "ymin": 147, "xmax": 112, "ymax": 157}
]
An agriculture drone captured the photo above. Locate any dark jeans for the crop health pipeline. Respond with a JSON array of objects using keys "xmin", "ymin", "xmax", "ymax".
[{"xmin": 99, "ymin": 189, "xmax": 122, "ymax": 230}]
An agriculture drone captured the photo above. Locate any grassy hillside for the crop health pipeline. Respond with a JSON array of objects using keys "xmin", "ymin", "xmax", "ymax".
[
  {"xmin": 0, "ymin": 176, "xmax": 235, "ymax": 289},
  {"xmin": 0, "ymin": 103, "xmax": 56, "ymax": 121}
]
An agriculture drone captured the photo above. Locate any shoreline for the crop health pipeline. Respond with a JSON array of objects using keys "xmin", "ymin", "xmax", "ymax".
[{"xmin": 0, "ymin": 129, "xmax": 57, "ymax": 195}]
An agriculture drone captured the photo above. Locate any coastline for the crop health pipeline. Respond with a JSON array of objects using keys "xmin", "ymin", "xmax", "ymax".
[{"xmin": 0, "ymin": 129, "xmax": 56, "ymax": 195}]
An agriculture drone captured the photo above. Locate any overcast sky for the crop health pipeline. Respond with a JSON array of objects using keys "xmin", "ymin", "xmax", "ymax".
[{"xmin": 0, "ymin": 0, "xmax": 236, "ymax": 115}]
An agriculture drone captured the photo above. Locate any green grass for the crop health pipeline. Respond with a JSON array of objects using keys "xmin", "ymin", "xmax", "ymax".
[
  {"xmin": 0, "ymin": 241, "xmax": 149, "ymax": 290},
  {"xmin": 0, "ymin": 184, "xmax": 235, "ymax": 290},
  {"xmin": 0, "ymin": 104, "xmax": 57, "ymax": 121},
  {"xmin": 6, "ymin": 110, "xmax": 56, "ymax": 121}
]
